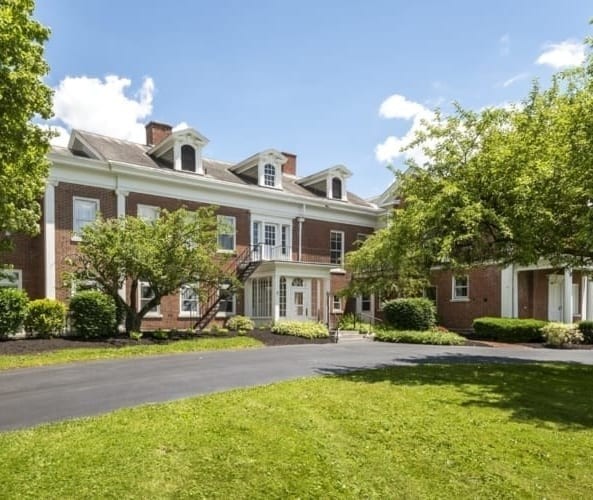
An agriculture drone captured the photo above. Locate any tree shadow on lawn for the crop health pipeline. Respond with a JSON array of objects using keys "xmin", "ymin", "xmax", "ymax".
[{"xmin": 316, "ymin": 357, "xmax": 593, "ymax": 430}]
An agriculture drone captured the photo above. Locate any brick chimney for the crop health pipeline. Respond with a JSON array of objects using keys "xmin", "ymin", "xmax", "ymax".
[
  {"xmin": 281, "ymin": 152, "xmax": 297, "ymax": 176},
  {"xmin": 145, "ymin": 121, "xmax": 173, "ymax": 146}
]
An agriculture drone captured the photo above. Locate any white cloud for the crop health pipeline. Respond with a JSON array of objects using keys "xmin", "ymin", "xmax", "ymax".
[
  {"xmin": 499, "ymin": 34, "xmax": 510, "ymax": 56},
  {"xmin": 173, "ymin": 121, "xmax": 189, "ymax": 131},
  {"xmin": 376, "ymin": 95, "xmax": 435, "ymax": 165},
  {"xmin": 536, "ymin": 40, "xmax": 585, "ymax": 69},
  {"xmin": 38, "ymin": 124, "xmax": 70, "ymax": 147},
  {"xmin": 378, "ymin": 94, "xmax": 427, "ymax": 120},
  {"xmin": 501, "ymin": 72, "xmax": 529, "ymax": 88},
  {"xmin": 50, "ymin": 75, "xmax": 155, "ymax": 143}
]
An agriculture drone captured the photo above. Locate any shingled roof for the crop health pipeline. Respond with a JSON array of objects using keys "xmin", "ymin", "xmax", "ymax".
[{"xmin": 52, "ymin": 129, "xmax": 375, "ymax": 209}]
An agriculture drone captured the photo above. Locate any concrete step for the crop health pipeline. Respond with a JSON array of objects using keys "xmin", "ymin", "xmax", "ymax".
[{"xmin": 334, "ymin": 331, "xmax": 374, "ymax": 343}]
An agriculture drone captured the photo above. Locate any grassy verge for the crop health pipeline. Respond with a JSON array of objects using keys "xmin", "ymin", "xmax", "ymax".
[
  {"xmin": 0, "ymin": 337, "xmax": 262, "ymax": 371},
  {"xmin": 375, "ymin": 328, "xmax": 466, "ymax": 345},
  {"xmin": 1, "ymin": 363, "xmax": 592, "ymax": 498}
]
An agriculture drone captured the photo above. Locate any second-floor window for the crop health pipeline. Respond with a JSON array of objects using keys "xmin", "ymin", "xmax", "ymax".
[
  {"xmin": 330, "ymin": 230, "xmax": 344, "ymax": 265},
  {"xmin": 264, "ymin": 163, "xmax": 276, "ymax": 187},
  {"xmin": 217, "ymin": 215, "xmax": 236, "ymax": 252},
  {"xmin": 73, "ymin": 197, "xmax": 99, "ymax": 235}
]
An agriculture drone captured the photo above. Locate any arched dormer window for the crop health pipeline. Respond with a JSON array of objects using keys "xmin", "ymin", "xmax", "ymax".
[
  {"xmin": 332, "ymin": 177, "xmax": 343, "ymax": 199},
  {"xmin": 264, "ymin": 163, "xmax": 276, "ymax": 187},
  {"xmin": 181, "ymin": 145, "xmax": 196, "ymax": 172}
]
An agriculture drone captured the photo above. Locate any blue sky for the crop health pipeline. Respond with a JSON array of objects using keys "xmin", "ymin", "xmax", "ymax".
[{"xmin": 35, "ymin": 1, "xmax": 592, "ymax": 198}]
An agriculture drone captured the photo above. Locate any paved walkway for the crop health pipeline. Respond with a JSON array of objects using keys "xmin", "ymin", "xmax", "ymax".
[{"xmin": 1, "ymin": 342, "xmax": 592, "ymax": 431}]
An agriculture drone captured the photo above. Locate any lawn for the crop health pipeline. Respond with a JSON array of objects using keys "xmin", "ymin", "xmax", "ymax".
[
  {"xmin": 0, "ymin": 336, "xmax": 262, "ymax": 371},
  {"xmin": 1, "ymin": 363, "xmax": 592, "ymax": 498}
]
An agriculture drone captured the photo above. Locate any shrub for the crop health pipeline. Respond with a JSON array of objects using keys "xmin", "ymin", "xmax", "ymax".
[
  {"xmin": 24, "ymin": 299, "xmax": 66, "ymax": 338},
  {"xmin": 69, "ymin": 291, "xmax": 116, "ymax": 338},
  {"xmin": 578, "ymin": 320, "xmax": 593, "ymax": 344},
  {"xmin": 472, "ymin": 317, "xmax": 546, "ymax": 342},
  {"xmin": 271, "ymin": 321, "xmax": 329, "ymax": 339},
  {"xmin": 226, "ymin": 315, "xmax": 254, "ymax": 332},
  {"xmin": 0, "ymin": 288, "xmax": 28, "ymax": 338},
  {"xmin": 542, "ymin": 322, "xmax": 583, "ymax": 347},
  {"xmin": 374, "ymin": 329, "xmax": 466, "ymax": 346},
  {"xmin": 382, "ymin": 298, "xmax": 436, "ymax": 331},
  {"xmin": 129, "ymin": 331, "xmax": 143, "ymax": 341},
  {"xmin": 152, "ymin": 329, "xmax": 169, "ymax": 341}
]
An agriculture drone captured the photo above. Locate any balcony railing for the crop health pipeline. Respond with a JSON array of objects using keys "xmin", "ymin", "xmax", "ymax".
[{"xmin": 250, "ymin": 244, "xmax": 344, "ymax": 266}]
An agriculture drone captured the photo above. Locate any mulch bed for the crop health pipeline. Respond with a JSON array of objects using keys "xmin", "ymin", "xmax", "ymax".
[{"xmin": 0, "ymin": 329, "xmax": 332, "ymax": 356}]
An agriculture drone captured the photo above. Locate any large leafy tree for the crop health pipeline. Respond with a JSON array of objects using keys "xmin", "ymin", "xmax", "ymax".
[
  {"xmin": 69, "ymin": 207, "xmax": 230, "ymax": 333},
  {"xmin": 348, "ymin": 37, "xmax": 593, "ymax": 296},
  {"xmin": 0, "ymin": 0, "xmax": 53, "ymax": 255}
]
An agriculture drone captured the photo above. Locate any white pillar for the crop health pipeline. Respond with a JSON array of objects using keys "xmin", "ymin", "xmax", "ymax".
[
  {"xmin": 173, "ymin": 142, "xmax": 182, "ymax": 171},
  {"xmin": 44, "ymin": 181, "xmax": 57, "ymax": 299},
  {"xmin": 587, "ymin": 277, "xmax": 593, "ymax": 321},
  {"xmin": 115, "ymin": 190, "xmax": 128, "ymax": 302},
  {"xmin": 512, "ymin": 266, "xmax": 519, "ymax": 318},
  {"xmin": 195, "ymin": 148, "xmax": 204, "ymax": 175},
  {"xmin": 272, "ymin": 273, "xmax": 280, "ymax": 322},
  {"xmin": 501, "ymin": 264, "xmax": 514, "ymax": 317},
  {"xmin": 297, "ymin": 216, "xmax": 304, "ymax": 261},
  {"xmin": 563, "ymin": 267, "xmax": 573, "ymax": 323},
  {"xmin": 581, "ymin": 276, "xmax": 588, "ymax": 320}
]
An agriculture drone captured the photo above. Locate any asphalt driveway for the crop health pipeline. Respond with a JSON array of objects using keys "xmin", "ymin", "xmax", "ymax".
[{"xmin": 1, "ymin": 342, "xmax": 592, "ymax": 431}]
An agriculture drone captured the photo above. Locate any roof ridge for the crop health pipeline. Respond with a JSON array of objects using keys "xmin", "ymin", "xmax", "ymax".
[{"xmin": 74, "ymin": 129, "xmax": 147, "ymax": 147}]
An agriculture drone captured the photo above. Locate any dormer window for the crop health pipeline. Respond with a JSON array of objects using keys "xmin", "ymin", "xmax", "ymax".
[
  {"xmin": 264, "ymin": 164, "xmax": 276, "ymax": 187},
  {"xmin": 331, "ymin": 177, "xmax": 343, "ymax": 200},
  {"xmin": 181, "ymin": 145, "xmax": 196, "ymax": 172}
]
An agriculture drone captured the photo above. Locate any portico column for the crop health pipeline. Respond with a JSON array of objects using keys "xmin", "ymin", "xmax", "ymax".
[
  {"xmin": 44, "ymin": 180, "xmax": 58, "ymax": 299},
  {"xmin": 501, "ymin": 264, "xmax": 514, "ymax": 317},
  {"xmin": 581, "ymin": 276, "xmax": 588, "ymax": 320},
  {"xmin": 272, "ymin": 273, "xmax": 280, "ymax": 322},
  {"xmin": 512, "ymin": 266, "xmax": 519, "ymax": 318},
  {"xmin": 563, "ymin": 267, "xmax": 573, "ymax": 323},
  {"xmin": 115, "ymin": 190, "xmax": 128, "ymax": 302}
]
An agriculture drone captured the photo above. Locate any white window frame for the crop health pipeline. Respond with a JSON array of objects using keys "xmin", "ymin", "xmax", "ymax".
[
  {"xmin": 138, "ymin": 281, "xmax": 161, "ymax": 317},
  {"xmin": 263, "ymin": 163, "xmax": 276, "ymax": 187},
  {"xmin": 330, "ymin": 230, "xmax": 345, "ymax": 265},
  {"xmin": 179, "ymin": 284, "xmax": 200, "ymax": 318},
  {"xmin": 217, "ymin": 215, "xmax": 236, "ymax": 253},
  {"xmin": 0, "ymin": 269, "xmax": 22, "ymax": 289},
  {"xmin": 137, "ymin": 204, "xmax": 159, "ymax": 222},
  {"xmin": 216, "ymin": 282, "xmax": 236, "ymax": 318},
  {"xmin": 452, "ymin": 275, "xmax": 469, "ymax": 302},
  {"xmin": 332, "ymin": 295, "xmax": 343, "ymax": 313},
  {"xmin": 357, "ymin": 294, "xmax": 373, "ymax": 314},
  {"xmin": 72, "ymin": 197, "xmax": 100, "ymax": 239}
]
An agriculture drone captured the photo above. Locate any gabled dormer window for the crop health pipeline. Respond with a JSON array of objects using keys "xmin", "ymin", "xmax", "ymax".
[
  {"xmin": 264, "ymin": 164, "xmax": 276, "ymax": 187},
  {"xmin": 331, "ymin": 177, "xmax": 343, "ymax": 200},
  {"xmin": 181, "ymin": 145, "xmax": 196, "ymax": 172}
]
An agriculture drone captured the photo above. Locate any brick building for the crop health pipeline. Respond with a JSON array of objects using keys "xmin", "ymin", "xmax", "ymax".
[{"xmin": 2, "ymin": 122, "xmax": 380, "ymax": 330}]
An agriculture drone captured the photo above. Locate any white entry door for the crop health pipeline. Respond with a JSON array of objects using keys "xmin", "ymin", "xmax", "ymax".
[
  {"xmin": 548, "ymin": 276, "xmax": 563, "ymax": 322},
  {"xmin": 288, "ymin": 278, "xmax": 309, "ymax": 319}
]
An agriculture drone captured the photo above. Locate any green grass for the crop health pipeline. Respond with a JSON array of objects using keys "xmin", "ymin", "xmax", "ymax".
[
  {"xmin": 1, "ymin": 363, "xmax": 592, "ymax": 498},
  {"xmin": 0, "ymin": 337, "xmax": 262, "ymax": 371},
  {"xmin": 375, "ymin": 328, "xmax": 466, "ymax": 345}
]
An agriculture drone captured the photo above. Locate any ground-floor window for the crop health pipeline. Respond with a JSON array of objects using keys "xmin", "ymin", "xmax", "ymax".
[
  {"xmin": 332, "ymin": 295, "xmax": 342, "ymax": 312},
  {"xmin": 139, "ymin": 282, "xmax": 160, "ymax": 316},
  {"xmin": 217, "ymin": 281, "xmax": 235, "ymax": 316},
  {"xmin": 0, "ymin": 269, "xmax": 22, "ymax": 289},
  {"xmin": 180, "ymin": 285, "xmax": 199, "ymax": 317},
  {"xmin": 452, "ymin": 276, "xmax": 469, "ymax": 301},
  {"xmin": 252, "ymin": 277, "xmax": 272, "ymax": 317}
]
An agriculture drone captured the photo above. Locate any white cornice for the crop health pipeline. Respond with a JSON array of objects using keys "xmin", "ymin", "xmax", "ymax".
[
  {"xmin": 297, "ymin": 165, "xmax": 352, "ymax": 187},
  {"xmin": 147, "ymin": 127, "xmax": 209, "ymax": 157}
]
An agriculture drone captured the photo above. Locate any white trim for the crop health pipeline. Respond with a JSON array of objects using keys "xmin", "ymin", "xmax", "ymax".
[
  {"xmin": 500, "ymin": 264, "xmax": 513, "ymax": 317},
  {"xmin": 179, "ymin": 284, "xmax": 200, "ymax": 318},
  {"xmin": 330, "ymin": 230, "xmax": 345, "ymax": 265},
  {"xmin": 217, "ymin": 215, "xmax": 236, "ymax": 252},
  {"xmin": 138, "ymin": 281, "xmax": 161, "ymax": 318}
]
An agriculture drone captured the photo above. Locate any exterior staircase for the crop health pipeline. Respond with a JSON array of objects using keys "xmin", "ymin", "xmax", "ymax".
[
  {"xmin": 194, "ymin": 245, "xmax": 261, "ymax": 331},
  {"xmin": 334, "ymin": 329, "xmax": 374, "ymax": 344}
]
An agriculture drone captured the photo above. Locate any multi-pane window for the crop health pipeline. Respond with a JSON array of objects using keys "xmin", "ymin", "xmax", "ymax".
[
  {"xmin": 361, "ymin": 295, "xmax": 372, "ymax": 312},
  {"xmin": 332, "ymin": 295, "xmax": 342, "ymax": 312},
  {"xmin": 218, "ymin": 280, "xmax": 235, "ymax": 315},
  {"xmin": 251, "ymin": 277, "xmax": 272, "ymax": 317},
  {"xmin": 330, "ymin": 230, "xmax": 344, "ymax": 265},
  {"xmin": 264, "ymin": 163, "xmax": 276, "ymax": 187},
  {"xmin": 73, "ymin": 197, "xmax": 99, "ymax": 234},
  {"xmin": 217, "ymin": 215, "xmax": 236, "ymax": 252},
  {"xmin": 139, "ymin": 282, "xmax": 160, "ymax": 315},
  {"xmin": 281, "ymin": 225, "xmax": 290, "ymax": 257},
  {"xmin": 137, "ymin": 205, "xmax": 159, "ymax": 222},
  {"xmin": 180, "ymin": 285, "xmax": 199, "ymax": 316},
  {"xmin": 452, "ymin": 276, "xmax": 469, "ymax": 300},
  {"xmin": 0, "ymin": 270, "xmax": 22, "ymax": 289},
  {"xmin": 279, "ymin": 277, "xmax": 287, "ymax": 317}
]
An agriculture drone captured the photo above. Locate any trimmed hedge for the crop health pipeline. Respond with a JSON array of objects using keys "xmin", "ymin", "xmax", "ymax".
[
  {"xmin": 472, "ymin": 317, "xmax": 546, "ymax": 342},
  {"xmin": 0, "ymin": 288, "xmax": 28, "ymax": 337},
  {"xmin": 578, "ymin": 320, "xmax": 593, "ymax": 344},
  {"xmin": 24, "ymin": 299, "xmax": 67, "ymax": 338},
  {"xmin": 271, "ymin": 321, "xmax": 329, "ymax": 339},
  {"xmin": 374, "ymin": 329, "xmax": 466, "ymax": 346},
  {"xmin": 70, "ymin": 291, "xmax": 117, "ymax": 338},
  {"xmin": 382, "ymin": 298, "xmax": 436, "ymax": 331}
]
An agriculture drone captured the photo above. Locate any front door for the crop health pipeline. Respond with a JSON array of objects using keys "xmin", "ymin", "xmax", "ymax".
[
  {"xmin": 548, "ymin": 276, "xmax": 563, "ymax": 321},
  {"xmin": 288, "ymin": 278, "xmax": 309, "ymax": 319}
]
